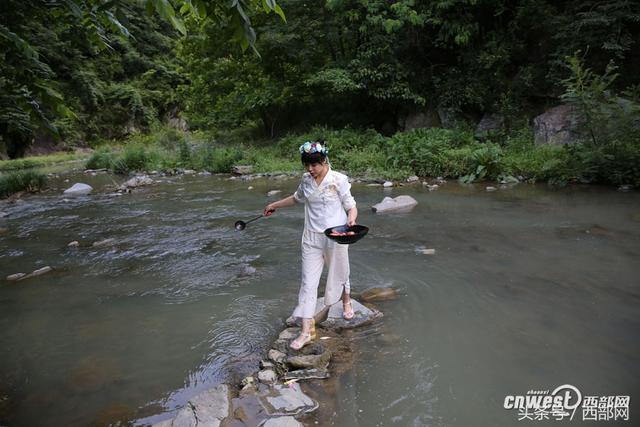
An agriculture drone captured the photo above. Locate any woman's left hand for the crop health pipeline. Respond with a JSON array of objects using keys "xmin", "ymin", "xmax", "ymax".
[{"xmin": 347, "ymin": 207, "xmax": 357, "ymax": 226}]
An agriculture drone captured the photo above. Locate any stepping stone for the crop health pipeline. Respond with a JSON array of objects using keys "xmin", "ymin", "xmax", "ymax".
[{"xmin": 313, "ymin": 297, "xmax": 383, "ymax": 330}]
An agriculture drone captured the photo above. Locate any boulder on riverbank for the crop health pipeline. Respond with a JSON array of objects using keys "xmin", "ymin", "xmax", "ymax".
[
  {"xmin": 372, "ymin": 195, "xmax": 418, "ymax": 213},
  {"xmin": 63, "ymin": 183, "xmax": 93, "ymax": 196},
  {"xmin": 533, "ymin": 105, "xmax": 583, "ymax": 145}
]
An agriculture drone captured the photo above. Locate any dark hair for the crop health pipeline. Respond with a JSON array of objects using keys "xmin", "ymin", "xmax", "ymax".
[{"xmin": 300, "ymin": 139, "xmax": 327, "ymax": 165}]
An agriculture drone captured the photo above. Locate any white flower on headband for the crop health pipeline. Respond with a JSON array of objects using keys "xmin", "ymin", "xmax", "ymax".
[{"xmin": 299, "ymin": 141, "xmax": 328, "ymax": 155}]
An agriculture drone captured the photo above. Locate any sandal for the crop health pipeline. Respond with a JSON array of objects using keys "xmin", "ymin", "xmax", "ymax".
[
  {"xmin": 290, "ymin": 332, "xmax": 313, "ymax": 350},
  {"xmin": 343, "ymin": 300, "xmax": 354, "ymax": 320}
]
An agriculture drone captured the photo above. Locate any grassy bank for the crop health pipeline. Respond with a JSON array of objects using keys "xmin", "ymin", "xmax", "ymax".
[
  {"xmin": 1, "ymin": 124, "xmax": 636, "ymax": 200},
  {"xmin": 0, "ymin": 151, "xmax": 90, "ymax": 172},
  {"xmin": 84, "ymin": 126, "xmax": 640, "ymax": 187},
  {"xmin": 0, "ymin": 170, "xmax": 47, "ymax": 198},
  {"xmin": 0, "ymin": 150, "xmax": 93, "ymax": 199}
]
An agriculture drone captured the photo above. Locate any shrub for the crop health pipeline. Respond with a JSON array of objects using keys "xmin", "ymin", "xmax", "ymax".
[
  {"xmin": 86, "ymin": 148, "xmax": 117, "ymax": 170},
  {"xmin": 113, "ymin": 144, "xmax": 151, "ymax": 174},
  {"xmin": 385, "ymin": 128, "xmax": 475, "ymax": 177},
  {"xmin": 193, "ymin": 145, "xmax": 244, "ymax": 173},
  {"xmin": 178, "ymin": 139, "xmax": 191, "ymax": 166},
  {"xmin": 0, "ymin": 170, "xmax": 47, "ymax": 198}
]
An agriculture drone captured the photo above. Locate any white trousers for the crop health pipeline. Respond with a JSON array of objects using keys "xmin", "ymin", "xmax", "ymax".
[{"xmin": 292, "ymin": 229, "xmax": 350, "ymax": 319}]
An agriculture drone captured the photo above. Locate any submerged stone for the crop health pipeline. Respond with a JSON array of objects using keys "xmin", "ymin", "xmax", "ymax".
[
  {"xmin": 360, "ymin": 287, "xmax": 398, "ymax": 302},
  {"xmin": 93, "ymin": 238, "xmax": 116, "ymax": 247}
]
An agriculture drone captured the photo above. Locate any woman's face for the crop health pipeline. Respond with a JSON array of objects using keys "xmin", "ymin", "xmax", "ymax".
[{"xmin": 305, "ymin": 161, "xmax": 326, "ymax": 178}]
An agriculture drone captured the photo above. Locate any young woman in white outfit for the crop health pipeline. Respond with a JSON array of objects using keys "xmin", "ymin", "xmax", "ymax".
[{"xmin": 263, "ymin": 140, "xmax": 358, "ymax": 350}]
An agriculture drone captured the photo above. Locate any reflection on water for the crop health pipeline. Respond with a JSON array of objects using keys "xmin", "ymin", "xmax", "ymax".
[{"xmin": 1, "ymin": 174, "xmax": 639, "ymax": 426}]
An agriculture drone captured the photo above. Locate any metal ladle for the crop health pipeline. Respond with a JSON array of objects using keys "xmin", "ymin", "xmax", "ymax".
[{"xmin": 234, "ymin": 214, "xmax": 264, "ymax": 231}]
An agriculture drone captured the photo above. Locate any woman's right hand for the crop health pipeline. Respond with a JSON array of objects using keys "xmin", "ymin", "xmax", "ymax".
[{"xmin": 264, "ymin": 204, "xmax": 276, "ymax": 216}]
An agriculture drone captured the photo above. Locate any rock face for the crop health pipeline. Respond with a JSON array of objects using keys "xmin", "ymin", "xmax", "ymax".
[
  {"xmin": 152, "ymin": 384, "xmax": 230, "ymax": 427},
  {"xmin": 475, "ymin": 113, "xmax": 504, "ymax": 137},
  {"xmin": 372, "ymin": 195, "xmax": 418, "ymax": 213},
  {"xmin": 63, "ymin": 183, "xmax": 93, "ymax": 196},
  {"xmin": 533, "ymin": 105, "xmax": 583, "ymax": 145},
  {"xmin": 401, "ymin": 109, "xmax": 441, "ymax": 131}
]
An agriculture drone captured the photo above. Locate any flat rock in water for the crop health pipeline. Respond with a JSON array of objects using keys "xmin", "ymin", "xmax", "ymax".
[
  {"xmin": 282, "ymin": 368, "xmax": 330, "ymax": 381},
  {"xmin": 262, "ymin": 383, "xmax": 317, "ymax": 415},
  {"xmin": 121, "ymin": 175, "xmax": 153, "ymax": 190},
  {"xmin": 313, "ymin": 297, "xmax": 383, "ymax": 330},
  {"xmin": 263, "ymin": 416, "xmax": 303, "ymax": 427},
  {"xmin": 372, "ymin": 195, "xmax": 418, "ymax": 213},
  {"xmin": 63, "ymin": 183, "xmax": 93, "ymax": 196},
  {"xmin": 232, "ymin": 165, "xmax": 253, "ymax": 175},
  {"xmin": 29, "ymin": 266, "xmax": 53, "ymax": 277},
  {"xmin": 152, "ymin": 384, "xmax": 230, "ymax": 427},
  {"xmin": 258, "ymin": 369, "xmax": 277, "ymax": 384}
]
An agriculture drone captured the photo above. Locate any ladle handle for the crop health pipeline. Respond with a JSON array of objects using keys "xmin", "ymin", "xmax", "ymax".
[{"xmin": 244, "ymin": 214, "xmax": 264, "ymax": 225}]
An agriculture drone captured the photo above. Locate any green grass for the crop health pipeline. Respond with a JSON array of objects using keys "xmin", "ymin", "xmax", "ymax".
[
  {"xmin": 0, "ymin": 151, "xmax": 89, "ymax": 172},
  {"xmin": 0, "ymin": 170, "xmax": 47, "ymax": 198},
  {"xmin": 76, "ymin": 124, "xmax": 640, "ymax": 186}
]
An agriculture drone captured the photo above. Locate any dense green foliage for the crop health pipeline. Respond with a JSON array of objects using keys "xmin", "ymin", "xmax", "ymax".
[
  {"xmin": 0, "ymin": 0, "xmax": 284, "ymax": 158},
  {"xmin": 86, "ymin": 124, "xmax": 636, "ymax": 186},
  {"xmin": 180, "ymin": 0, "xmax": 640, "ymax": 135},
  {"xmin": 1, "ymin": 0, "xmax": 639, "ymax": 188}
]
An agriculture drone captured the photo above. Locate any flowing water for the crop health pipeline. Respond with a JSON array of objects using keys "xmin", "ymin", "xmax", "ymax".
[{"xmin": 0, "ymin": 173, "xmax": 638, "ymax": 427}]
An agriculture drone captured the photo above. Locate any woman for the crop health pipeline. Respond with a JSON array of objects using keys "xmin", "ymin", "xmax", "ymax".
[{"xmin": 264, "ymin": 140, "xmax": 358, "ymax": 350}]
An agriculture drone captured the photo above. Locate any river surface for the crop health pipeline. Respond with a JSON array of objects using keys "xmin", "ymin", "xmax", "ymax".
[{"xmin": 0, "ymin": 173, "xmax": 638, "ymax": 427}]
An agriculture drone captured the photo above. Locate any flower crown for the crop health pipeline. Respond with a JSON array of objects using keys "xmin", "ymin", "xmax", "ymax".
[{"xmin": 299, "ymin": 140, "xmax": 328, "ymax": 155}]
